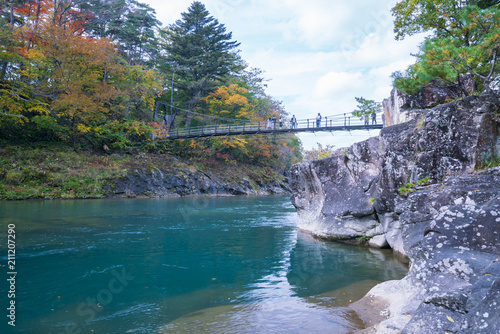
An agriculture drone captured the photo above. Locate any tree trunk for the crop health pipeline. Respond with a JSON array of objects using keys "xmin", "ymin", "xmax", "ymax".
[
  {"xmin": 0, "ymin": 61, "xmax": 8, "ymax": 80},
  {"xmin": 457, "ymin": 74, "xmax": 469, "ymax": 97}
]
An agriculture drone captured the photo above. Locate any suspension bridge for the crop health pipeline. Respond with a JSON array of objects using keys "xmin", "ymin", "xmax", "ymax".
[{"xmin": 153, "ymin": 105, "xmax": 382, "ymax": 140}]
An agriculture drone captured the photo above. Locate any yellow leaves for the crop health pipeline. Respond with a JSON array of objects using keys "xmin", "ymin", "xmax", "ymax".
[
  {"xmin": 28, "ymin": 103, "xmax": 50, "ymax": 116},
  {"xmin": 129, "ymin": 121, "xmax": 142, "ymax": 135},
  {"xmin": 220, "ymin": 137, "xmax": 247, "ymax": 150},
  {"xmin": 203, "ymin": 83, "xmax": 250, "ymax": 119},
  {"xmin": 25, "ymin": 48, "xmax": 46, "ymax": 62},
  {"xmin": 76, "ymin": 124, "xmax": 91, "ymax": 134}
]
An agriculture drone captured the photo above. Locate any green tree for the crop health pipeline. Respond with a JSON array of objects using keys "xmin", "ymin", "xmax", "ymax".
[
  {"xmin": 392, "ymin": 2, "xmax": 500, "ymax": 104},
  {"xmin": 75, "ymin": 0, "xmax": 160, "ymax": 67},
  {"xmin": 79, "ymin": 0, "xmax": 129, "ymax": 38},
  {"xmin": 392, "ymin": 0, "xmax": 499, "ymax": 41},
  {"xmin": 159, "ymin": 1, "xmax": 244, "ymax": 109},
  {"xmin": 107, "ymin": 1, "xmax": 160, "ymax": 67},
  {"xmin": 352, "ymin": 97, "xmax": 381, "ymax": 120}
]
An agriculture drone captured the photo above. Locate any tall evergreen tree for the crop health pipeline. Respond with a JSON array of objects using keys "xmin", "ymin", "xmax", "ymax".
[
  {"xmin": 160, "ymin": 1, "xmax": 244, "ymax": 109},
  {"xmin": 78, "ymin": 0, "xmax": 160, "ymax": 67},
  {"xmin": 108, "ymin": 0, "xmax": 160, "ymax": 67}
]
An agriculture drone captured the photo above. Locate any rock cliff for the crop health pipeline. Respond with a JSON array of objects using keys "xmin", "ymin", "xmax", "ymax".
[
  {"xmin": 289, "ymin": 93, "xmax": 500, "ymax": 333},
  {"xmin": 382, "ymin": 74, "xmax": 476, "ymax": 126},
  {"xmin": 109, "ymin": 155, "xmax": 289, "ymax": 198}
]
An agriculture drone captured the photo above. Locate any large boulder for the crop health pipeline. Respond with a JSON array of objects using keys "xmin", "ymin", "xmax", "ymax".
[
  {"xmin": 400, "ymin": 168, "xmax": 500, "ymax": 333},
  {"xmin": 289, "ymin": 92, "xmax": 500, "ymax": 333},
  {"xmin": 290, "ymin": 93, "xmax": 499, "ymax": 254},
  {"xmin": 354, "ymin": 168, "xmax": 500, "ymax": 333},
  {"xmin": 290, "ymin": 137, "xmax": 383, "ymax": 241}
]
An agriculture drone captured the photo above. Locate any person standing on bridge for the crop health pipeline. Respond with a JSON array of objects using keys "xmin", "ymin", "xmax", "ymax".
[
  {"xmin": 364, "ymin": 114, "xmax": 369, "ymax": 126},
  {"xmin": 267, "ymin": 118, "xmax": 273, "ymax": 129},
  {"xmin": 316, "ymin": 113, "xmax": 322, "ymax": 127},
  {"xmin": 371, "ymin": 111, "xmax": 377, "ymax": 125},
  {"xmin": 291, "ymin": 115, "xmax": 297, "ymax": 128}
]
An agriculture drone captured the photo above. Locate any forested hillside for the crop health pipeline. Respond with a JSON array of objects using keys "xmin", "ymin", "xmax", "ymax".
[{"xmin": 0, "ymin": 1, "xmax": 301, "ymax": 169}]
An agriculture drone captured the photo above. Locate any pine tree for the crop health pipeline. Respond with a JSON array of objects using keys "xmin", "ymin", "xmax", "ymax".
[
  {"xmin": 160, "ymin": 1, "xmax": 244, "ymax": 108},
  {"xmin": 78, "ymin": 0, "xmax": 160, "ymax": 67},
  {"xmin": 392, "ymin": 1, "xmax": 500, "ymax": 105}
]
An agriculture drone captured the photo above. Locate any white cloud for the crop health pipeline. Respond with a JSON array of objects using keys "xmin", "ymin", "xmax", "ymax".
[
  {"xmin": 278, "ymin": 0, "xmax": 353, "ymax": 49},
  {"xmin": 314, "ymin": 72, "xmax": 364, "ymax": 98}
]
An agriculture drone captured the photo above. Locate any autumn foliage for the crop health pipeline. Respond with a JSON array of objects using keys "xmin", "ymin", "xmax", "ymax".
[
  {"xmin": 0, "ymin": 0, "xmax": 161, "ymax": 148},
  {"xmin": 1, "ymin": 1, "xmax": 301, "ymax": 171}
]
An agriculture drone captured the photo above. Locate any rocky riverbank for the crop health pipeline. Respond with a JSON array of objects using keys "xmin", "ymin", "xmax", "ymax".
[
  {"xmin": 289, "ymin": 92, "xmax": 500, "ymax": 333},
  {"xmin": 110, "ymin": 153, "xmax": 290, "ymax": 198}
]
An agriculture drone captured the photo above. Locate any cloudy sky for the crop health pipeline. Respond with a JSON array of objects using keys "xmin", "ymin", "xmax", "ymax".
[{"xmin": 143, "ymin": 0, "xmax": 424, "ymax": 149}]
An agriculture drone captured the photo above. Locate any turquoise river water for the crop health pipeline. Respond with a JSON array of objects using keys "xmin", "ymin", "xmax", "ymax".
[{"xmin": 0, "ymin": 196, "xmax": 407, "ymax": 334}]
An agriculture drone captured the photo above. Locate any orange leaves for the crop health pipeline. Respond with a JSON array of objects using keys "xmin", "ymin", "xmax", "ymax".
[
  {"xmin": 31, "ymin": 25, "xmax": 124, "ymax": 125},
  {"xmin": 148, "ymin": 122, "xmax": 168, "ymax": 139},
  {"xmin": 12, "ymin": 0, "xmax": 92, "ymax": 42}
]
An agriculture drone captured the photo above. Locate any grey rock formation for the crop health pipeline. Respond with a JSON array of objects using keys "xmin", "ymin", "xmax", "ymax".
[
  {"xmin": 108, "ymin": 158, "xmax": 289, "ymax": 198},
  {"xmin": 383, "ymin": 74, "xmax": 476, "ymax": 127},
  {"xmin": 290, "ymin": 137, "xmax": 382, "ymax": 241},
  {"xmin": 291, "ymin": 94, "xmax": 499, "ymax": 251},
  {"xmin": 289, "ymin": 93, "xmax": 500, "ymax": 333},
  {"xmin": 398, "ymin": 169, "xmax": 500, "ymax": 333}
]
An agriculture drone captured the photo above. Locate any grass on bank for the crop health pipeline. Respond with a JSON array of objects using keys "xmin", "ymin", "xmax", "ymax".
[{"xmin": 0, "ymin": 143, "xmax": 128, "ymax": 200}]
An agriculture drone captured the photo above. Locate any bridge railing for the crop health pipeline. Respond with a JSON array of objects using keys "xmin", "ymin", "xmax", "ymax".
[{"xmin": 166, "ymin": 114, "xmax": 380, "ymax": 139}]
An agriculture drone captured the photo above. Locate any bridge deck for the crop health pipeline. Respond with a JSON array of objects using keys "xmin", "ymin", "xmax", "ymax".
[{"xmin": 163, "ymin": 122, "xmax": 383, "ymax": 140}]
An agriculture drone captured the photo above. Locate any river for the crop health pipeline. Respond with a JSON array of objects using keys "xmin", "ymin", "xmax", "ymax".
[{"xmin": 0, "ymin": 196, "xmax": 407, "ymax": 333}]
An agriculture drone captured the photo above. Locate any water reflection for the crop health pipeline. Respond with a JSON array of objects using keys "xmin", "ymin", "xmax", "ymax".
[
  {"xmin": 161, "ymin": 231, "xmax": 408, "ymax": 334},
  {"xmin": 287, "ymin": 232, "xmax": 408, "ymax": 297}
]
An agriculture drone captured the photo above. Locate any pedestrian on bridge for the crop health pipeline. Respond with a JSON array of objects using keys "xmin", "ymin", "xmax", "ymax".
[
  {"xmin": 267, "ymin": 118, "xmax": 273, "ymax": 129},
  {"xmin": 372, "ymin": 111, "xmax": 377, "ymax": 125},
  {"xmin": 316, "ymin": 113, "xmax": 322, "ymax": 127},
  {"xmin": 291, "ymin": 115, "xmax": 297, "ymax": 128},
  {"xmin": 279, "ymin": 116, "xmax": 283, "ymax": 128},
  {"xmin": 364, "ymin": 114, "xmax": 369, "ymax": 126}
]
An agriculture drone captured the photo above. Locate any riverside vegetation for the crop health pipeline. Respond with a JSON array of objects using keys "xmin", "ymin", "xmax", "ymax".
[{"xmin": 0, "ymin": 1, "xmax": 301, "ymax": 200}]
